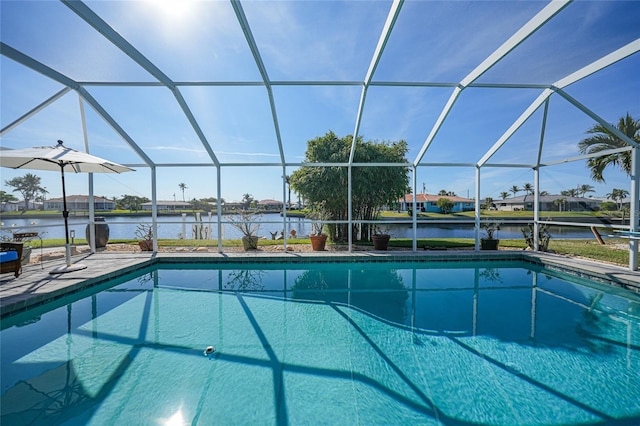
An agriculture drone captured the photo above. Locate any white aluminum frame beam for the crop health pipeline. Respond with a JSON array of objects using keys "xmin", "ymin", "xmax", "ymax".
[
  {"xmin": 414, "ymin": 0, "xmax": 571, "ymax": 166},
  {"xmin": 62, "ymin": 0, "xmax": 221, "ymax": 167},
  {"xmin": 0, "ymin": 42, "xmax": 152, "ymax": 165},
  {"xmin": 346, "ymin": 0, "xmax": 403, "ymax": 251},
  {"xmin": 478, "ymin": 38, "xmax": 640, "ymax": 166},
  {"xmin": 555, "ymin": 88, "xmax": 640, "ymax": 148},
  {"xmin": 1, "ymin": 87, "xmax": 71, "ymax": 135},
  {"xmin": 477, "ymin": 89, "xmax": 554, "ymax": 167},
  {"xmin": 231, "ymin": 0, "xmax": 286, "ymax": 165},
  {"xmin": 538, "ymin": 146, "xmax": 632, "ymax": 168}
]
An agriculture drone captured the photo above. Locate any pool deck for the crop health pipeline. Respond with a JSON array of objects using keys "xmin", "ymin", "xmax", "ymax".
[{"xmin": 2, "ymin": 249, "xmax": 640, "ymax": 318}]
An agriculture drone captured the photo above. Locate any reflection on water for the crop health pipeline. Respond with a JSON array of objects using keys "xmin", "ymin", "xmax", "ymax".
[
  {"xmin": 292, "ymin": 268, "xmax": 408, "ymax": 324},
  {"xmin": 2, "ymin": 262, "xmax": 639, "ymax": 425}
]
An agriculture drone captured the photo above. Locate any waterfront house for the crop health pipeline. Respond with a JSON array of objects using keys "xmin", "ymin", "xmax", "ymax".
[
  {"xmin": 258, "ymin": 199, "xmax": 284, "ymax": 212},
  {"xmin": 495, "ymin": 195, "xmax": 602, "ymax": 212},
  {"xmin": 140, "ymin": 201, "xmax": 190, "ymax": 212},
  {"xmin": 45, "ymin": 195, "xmax": 115, "ymax": 212},
  {"xmin": 397, "ymin": 193, "xmax": 475, "ymax": 213}
]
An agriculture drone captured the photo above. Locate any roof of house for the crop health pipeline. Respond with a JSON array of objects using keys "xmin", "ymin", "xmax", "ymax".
[
  {"xmin": 258, "ymin": 199, "xmax": 283, "ymax": 205},
  {"xmin": 140, "ymin": 201, "xmax": 190, "ymax": 206},
  {"xmin": 47, "ymin": 195, "xmax": 113, "ymax": 203},
  {"xmin": 400, "ymin": 193, "xmax": 474, "ymax": 203},
  {"xmin": 496, "ymin": 194, "xmax": 602, "ymax": 204}
]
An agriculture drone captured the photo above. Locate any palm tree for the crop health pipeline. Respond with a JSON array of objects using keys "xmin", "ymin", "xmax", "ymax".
[
  {"xmin": 522, "ymin": 183, "xmax": 534, "ymax": 195},
  {"xmin": 561, "ymin": 188, "xmax": 579, "ymax": 197},
  {"xmin": 178, "ymin": 182, "xmax": 188, "ymax": 202},
  {"xmin": 578, "ymin": 113, "xmax": 640, "ymax": 182},
  {"xmin": 554, "ymin": 197, "xmax": 566, "ymax": 212},
  {"xmin": 242, "ymin": 193, "xmax": 254, "ymax": 210},
  {"xmin": 509, "ymin": 185, "xmax": 520, "ymax": 197},
  {"xmin": 500, "ymin": 191, "xmax": 509, "ymax": 200},
  {"xmin": 607, "ymin": 188, "xmax": 629, "ymax": 210},
  {"xmin": 285, "ymin": 175, "xmax": 292, "ymax": 208},
  {"xmin": 577, "ymin": 184, "xmax": 595, "ymax": 197}
]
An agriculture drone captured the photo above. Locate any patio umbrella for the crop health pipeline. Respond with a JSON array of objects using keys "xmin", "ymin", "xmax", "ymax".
[{"xmin": 0, "ymin": 140, "xmax": 134, "ymax": 274}]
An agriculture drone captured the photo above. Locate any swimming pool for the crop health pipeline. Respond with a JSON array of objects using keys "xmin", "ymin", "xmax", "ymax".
[{"xmin": 1, "ymin": 260, "xmax": 639, "ymax": 425}]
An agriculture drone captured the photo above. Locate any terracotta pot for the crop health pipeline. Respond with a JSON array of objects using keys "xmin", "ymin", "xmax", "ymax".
[
  {"xmin": 372, "ymin": 234, "xmax": 390, "ymax": 250},
  {"xmin": 310, "ymin": 234, "xmax": 328, "ymax": 251},
  {"xmin": 480, "ymin": 238, "xmax": 499, "ymax": 250},
  {"xmin": 139, "ymin": 240, "xmax": 154, "ymax": 251},
  {"xmin": 242, "ymin": 235, "xmax": 259, "ymax": 251}
]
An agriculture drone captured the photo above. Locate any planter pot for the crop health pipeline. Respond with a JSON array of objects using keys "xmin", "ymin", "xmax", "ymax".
[
  {"xmin": 310, "ymin": 234, "xmax": 328, "ymax": 251},
  {"xmin": 372, "ymin": 234, "xmax": 390, "ymax": 250},
  {"xmin": 480, "ymin": 238, "xmax": 499, "ymax": 250},
  {"xmin": 86, "ymin": 216, "xmax": 109, "ymax": 248},
  {"xmin": 139, "ymin": 240, "xmax": 154, "ymax": 251},
  {"xmin": 242, "ymin": 235, "xmax": 259, "ymax": 251}
]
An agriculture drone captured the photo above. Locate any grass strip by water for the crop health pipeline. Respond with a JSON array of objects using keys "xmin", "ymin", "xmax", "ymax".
[{"xmin": 28, "ymin": 237, "xmax": 635, "ymax": 267}]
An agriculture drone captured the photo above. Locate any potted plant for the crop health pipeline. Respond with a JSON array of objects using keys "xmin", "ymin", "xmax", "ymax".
[
  {"xmin": 308, "ymin": 204, "xmax": 328, "ymax": 251},
  {"xmin": 521, "ymin": 220, "xmax": 552, "ymax": 252},
  {"xmin": 372, "ymin": 225, "xmax": 391, "ymax": 250},
  {"xmin": 480, "ymin": 222, "xmax": 500, "ymax": 250},
  {"xmin": 135, "ymin": 223, "xmax": 154, "ymax": 251},
  {"xmin": 228, "ymin": 211, "xmax": 262, "ymax": 251}
]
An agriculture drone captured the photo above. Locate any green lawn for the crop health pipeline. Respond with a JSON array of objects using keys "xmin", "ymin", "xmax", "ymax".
[{"xmin": 25, "ymin": 236, "xmax": 636, "ymax": 268}]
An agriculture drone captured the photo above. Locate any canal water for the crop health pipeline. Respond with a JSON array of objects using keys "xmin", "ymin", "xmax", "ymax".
[{"xmin": 0, "ymin": 214, "xmax": 607, "ymax": 241}]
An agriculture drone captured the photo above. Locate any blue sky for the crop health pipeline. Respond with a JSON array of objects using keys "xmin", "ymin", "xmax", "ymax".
[{"xmin": 1, "ymin": 0, "xmax": 639, "ymax": 204}]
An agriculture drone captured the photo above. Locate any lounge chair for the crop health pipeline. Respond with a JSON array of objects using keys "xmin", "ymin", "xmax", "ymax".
[{"xmin": 1, "ymin": 242, "xmax": 23, "ymax": 278}]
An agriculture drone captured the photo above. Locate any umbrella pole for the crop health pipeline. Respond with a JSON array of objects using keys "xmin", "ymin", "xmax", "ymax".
[
  {"xmin": 50, "ymin": 164, "xmax": 87, "ymax": 274},
  {"xmin": 61, "ymin": 165, "xmax": 71, "ymax": 267}
]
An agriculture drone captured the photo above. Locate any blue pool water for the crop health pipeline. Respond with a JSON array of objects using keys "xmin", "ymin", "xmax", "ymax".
[{"xmin": 1, "ymin": 261, "xmax": 639, "ymax": 425}]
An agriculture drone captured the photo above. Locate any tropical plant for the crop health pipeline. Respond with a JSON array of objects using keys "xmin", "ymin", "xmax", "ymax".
[
  {"xmin": 577, "ymin": 184, "xmax": 595, "ymax": 197},
  {"xmin": 241, "ymin": 193, "xmax": 254, "ymax": 210},
  {"xmin": 0, "ymin": 191, "xmax": 18, "ymax": 210},
  {"xmin": 561, "ymin": 188, "xmax": 579, "ymax": 197},
  {"xmin": 509, "ymin": 185, "xmax": 520, "ymax": 197},
  {"xmin": 372, "ymin": 224, "xmax": 391, "ymax": 236},
  {"xmin": 481, "ymin": 222, "xmax": 501, "ymax": 240},
  {"xmin": 34, "ymin": 187, "xmax": 49, "ymax": 210},
  {"xmin": 437, "ymin": 197, "xmax": 454, "ymax": 213},
  {"xmin": 481, "ymin": 196, "xmax": 494, "ymax": 209},
  {"xmin": 178, "ymin": 182, "xmax": 188, "ymax": 202},
  {"xmin": 4, "ymin": 173, "xmax": 46, "ymax": 211},
  {"xmin": 290, "ymin": 131, "xmax": 409, "ymax": 242},
  {"xmin": 500, "ymin": 191, "xmax": 509, "ymax": 200},
  {"xmin": 135, "ymin": 223, "xmax": 154, "ymax": 241},
  {"xmin": 578, "ymin": 113, "xmax": 640, "ymax": 182},
  {"xmin": 522, "ymin": 183, "xmax": 534, "ymax": 195},
  {"xmin": 607, "ymin": 188, "xmax": 629, "ymax": 210},
  {"xmin": 285, "ymin": 175, "xmax": 292, "ymax": 208},
  {"xmin": 521, "ymin": 220, "xmax": 552, "ymax": 252},
  {"xmin": 307, "ymin": 201, "xmax": 329, "ymax": 235},
  {"xmin": 227, "ymin": 210, "xmax": 261, "ymax": 237},
  {"xmin": 553, "ymin": 197, "xmax": 566, "ymax": 211},
  {"xmin": 227, "ymin": 210, "xmax": 262, "ymax": 250},
  {"xmin": 119, "ymin": 194, "xmax": 149, "ymax": 211}
]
